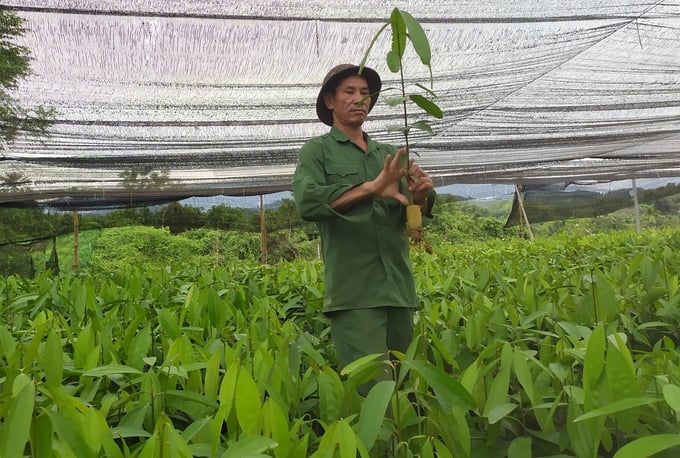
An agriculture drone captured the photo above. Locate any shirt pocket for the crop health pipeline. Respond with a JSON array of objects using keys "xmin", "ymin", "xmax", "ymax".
[{"xmin": 326, "ymin": 163, "xmax": 361, "ymax": 186}]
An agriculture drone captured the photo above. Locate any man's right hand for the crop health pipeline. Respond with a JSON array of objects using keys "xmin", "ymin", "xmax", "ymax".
[{"xmin": 370, "ymin": 147, "xmax": 410, "ymax": 206}]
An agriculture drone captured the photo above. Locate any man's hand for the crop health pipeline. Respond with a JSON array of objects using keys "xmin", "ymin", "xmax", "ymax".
[
  {"xmin": 406, "ymin": 159, "xmax": 434, "ymax": 206},
  {"xmin": 370, "ymin": 147, "xmax": 410, "ymax": 206}
]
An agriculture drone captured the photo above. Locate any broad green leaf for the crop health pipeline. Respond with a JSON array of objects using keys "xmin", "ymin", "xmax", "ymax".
[
  {"xmin": 386, "ymin": 50, "xmax": 401, "ymax": 73},
  {"xmin": 567, "ymin": 401, "xmax": 597, "ymax": 458},
  {"xmin": 409, "ymin": 94, "xmax": 443, "ymax": 118},
  {"xmin": 358, "ymin": 23, "xmax": 389, "ymax": 72},
  {"xmin": 181, "ymin": 417, "xmax": 211, "ymax": 443},
  {"xmin": 483, "ymin": 343, "xmax": 513, "ymax": 417},
  {"xmin": 1, "ymin": 375, "xmax": 36, "ymax": 458},
  {"xmin": 613, "ymin": 434, "xmax": 680, "ymax": 458},
  {"xmin": 605, "ymin": 333, "xmax": 639, "ymax": 433},
  {"xmin": 111, "ymin": 426, "xmax": 153, "ymax": 438},
  {"xmin": 83, "ymin": 364, "xmax": 142, "ymax": 377},
  {"xmin": 221, "ymin": 436, "xmax": 278, "ymax": 458},
  {"xmin": 44, "ymin": 331, "xmax": 64, "ymax": 386},
  {"xmin": 30, "ymin": 413, "xmax": 53, "ymax": 458},
  {"xmin": 385, "ymin": 96, "xmax": 408, "ymax": 107},
  {"xmin": 0, "ymin": 324, "xmax": 17, "ymax": 356},
  {"xmin": 387, "ymin": 125, "xmax": 410, "ymax": 134},
  {"xmin": 118, "ymin": 403, "xmax": 150, "ymax": 429},
  {"xmin": 389, "ymin": 8, "xmax": 407, "ymax": 58},
  {"xmin": 487, "ymin": 402, "xmax": 517, "ymax": 424},
  {"xmin": 403, "ymin": 359, "xmax": 476, "ymax": 411},
  {"xmin": 235, "ymin": 367, "xmax": 262, "ymax": 434},
  {"xmin": 356, "ymin": 380, "xmax": 395, "ymax": 450},
  {"xmin": 513, "ymin": 350, "xmax": 535, "ymax": 405},
  {"xmin": 205, "ymin": 346, "xmax": 223, "ymax": 401},
  {"xmin": 508, "ymin": 437, "xmax": 532, "ymax": 458},
  {"xmin": 127, "ymin": 324, "xmax": 151, "ymax": 370},
  {"xmin": 340, "ymin": 353, "xmax": 384, "ymax": 376},
  {"xmin": 411, "ymin": 120, "xmax": 433, "ymax": 133},
  {"xmin": 663, "ymin": 383, "xmax": 680, "ymax": 411},
  {"xmin": 584, "ymin": 323, "xmax": 606, "ymax": 410},
  {"xmin": 46, "ymin": 409, "xmax": 97, "ymax": 458},
  {"xmin": 165, "ymin": 389, "xmax": 218, "ymax": 409},
  {"xmin": 219, "ymin": 361, "xmax": 240, "ymax": 422},
  {"xmin": 263, "ymin": 399, "xmax": 290, "ymax": 458},
  {"xmin": 399, "ymin": 9, "xmax": 431, "ymax": 65},
  {"xmin": 337, "ymin": 419, "xmax": 357, "ymax": 458},
  {"xmin": 573, "ymin": 397, "xmax": 660, "ymax": 422},
  {"xmin": 157, "ymin": 307, "xmax": 181, "ymax": 340},
  {"xmin": 415, "ymin": 82, "xmax": 438, "ymax": 98},
  {"xmin": 318, "ymin": 367, "xmax": 344, "ymax": 424}
]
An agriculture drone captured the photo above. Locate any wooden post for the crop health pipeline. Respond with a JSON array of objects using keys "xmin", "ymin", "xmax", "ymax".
[
  {"xmin": 259, "ymin": 195, "xmax": 267, "ymax": 264},
  {"xmin": 73, "ymin": 210, "xmax": 80, "ymax": 272},
  {"xmin": 631, "ymin": 177, "xmax": 641, "ymax": 233},
  {"xmin": 515, "ymin": 184, "xmax": 535, "ymax": 241}
]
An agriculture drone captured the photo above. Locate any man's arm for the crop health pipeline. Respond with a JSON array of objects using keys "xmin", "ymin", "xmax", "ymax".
[{"xmin": 331, "ymin": 147, "xmax": 410, "ymax": 211}]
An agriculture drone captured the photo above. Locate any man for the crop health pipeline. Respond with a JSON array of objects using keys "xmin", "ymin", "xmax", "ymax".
[{"xmin": 292, "ymin": 64, "xmax": 434, "ymax": 387}]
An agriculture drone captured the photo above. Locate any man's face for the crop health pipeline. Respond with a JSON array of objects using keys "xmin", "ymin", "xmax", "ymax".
[{"xmin": 324, "ymin": 75, "xmax": 371, "ymax": 128}]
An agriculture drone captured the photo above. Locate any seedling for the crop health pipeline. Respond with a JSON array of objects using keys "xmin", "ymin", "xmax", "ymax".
[{"xmin": 359, "ymin": 8, "xmax": 442, "ymax": 250}]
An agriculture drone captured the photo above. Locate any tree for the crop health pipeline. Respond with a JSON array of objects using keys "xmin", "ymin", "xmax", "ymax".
[{"xmin": 0, "ymin": 7, "xmax": 55, "ymax": 143}]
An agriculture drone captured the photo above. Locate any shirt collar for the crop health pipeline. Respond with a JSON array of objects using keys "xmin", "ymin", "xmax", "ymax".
[{"xmin": 329, "ymin": 126, "xmax": 374, "ymax": 147}]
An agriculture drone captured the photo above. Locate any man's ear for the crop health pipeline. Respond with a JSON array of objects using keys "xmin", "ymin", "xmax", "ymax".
[{"xmin": 323, "ymin": 92, "xmax": 335, "ymax": 110}]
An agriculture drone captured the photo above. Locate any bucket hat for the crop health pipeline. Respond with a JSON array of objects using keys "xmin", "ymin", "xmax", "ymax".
[{"xmin": 316, "ymin": 64, "xmax": 382, "ymax": 126}]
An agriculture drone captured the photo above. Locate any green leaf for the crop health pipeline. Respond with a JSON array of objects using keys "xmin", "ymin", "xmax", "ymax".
[
  {"xmin": 127, "ymin": 324, "xmax": 151, "ymax": 370},
  {"xmin": 358, "ymin": 23, "xmax": 389, "ymax": 72},
  {"xmin": 399, "ymin": 9, "xmax": 431, "ymax": 66},
  {"xmin": 83, "ymin": 364, "xmax": 143, "ymax": 377},
  {"xmin": 385, "ymin": 96, "xmax": 408, "ymax": 107},
  {"xmin": 663, "ymin": 384, "xmax": 680, "ymax": 411},
  {"xmin": 513, "ymin": 349, "xmax": 535, "ymax": 405},
  {"xmin": 387, "ymin": 125, "xmax": 410, "ymax": 134},
  {"xmin": 389, "ymin": 8, "xmax": 407, "ymax": 58},
  {"xmin": 403, "ymin": 359, "xmax": 476, "ymax": 411},
  {"xmin": 386, "ymin": 50, "xmax": 401, "ymax": 73},
  {"xmin": 44, "ymin": 331, "xmax": 63, "ymax": 387},
  {"xmin": 415, "ymin": 83, "xmax": 438, "ymax": 98},
  {"xmin": 573, "ymin": 397, "xmax": 660, "ymax": 422},
  {"xmin": 45, "ymin": 409, "xmax": 97, "ymax": 458},
  {"xmin": 409, "ymin": 94, "xmax": 443, "ymax": 118},
  {"xmin": 411, "ymin": 120, "xmax": 433, "ymax": 133},
  {"xmin": 340, "ymin": 353, "xmax": 384, "ymax": 376},
  {"xmin": 235, "ymin": 367, "xmax": 262, "ymax": 434},
  {"xmin": 157, "ymin": 307, "xmax": 181, "ymax": 340},
  {"xmin": 221, "ymin": 436, "xmax": 278, "ymax": 458},
  {"xmin": 0, "ymin": 375, "xmax": 36, "ymax": 458},
  {"xmin": 613, "ymin": 434, "xmax": 680, "ymax": 458},
  {"xmin": 357, "ymin": 380, "xmax": 395, "ymax": 450},
  {"xmin": 111, "ymin": 426, "xmax": 153, "ymax": 438},
  {"xmin": 318, "ymin": 367, "xmax": 344, "ymax": 424},
  {"xmin": 30, "ymin": 413, "xmax": 53, "ymax": 458},
  {"xmin": 205, "ymin": 347, "xmax": 223, "ymax": 401},
  {"xmin": 487, "ymin": 403, "xmax": 517, "ymax": 424},
  {"xmin": 263, "ymin": 399, "xmax": 290, "ymax": 458},
  {"xmin": 483, "ymin": 343, "xmax": 513, "ymax": 417},
  {"xmin": 508, "ymin": 437, "xmax": 532, "ymax": 458}
]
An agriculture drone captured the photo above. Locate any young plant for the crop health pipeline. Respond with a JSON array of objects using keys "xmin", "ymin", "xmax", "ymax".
[{"xmin": 359, "ymin": 8, "xmax": 443, "ymax": 249}]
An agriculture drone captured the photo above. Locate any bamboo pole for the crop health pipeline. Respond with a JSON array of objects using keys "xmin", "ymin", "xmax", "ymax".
[
  {"xmin": 259, "ymin": 195, "xmax": 267, "ymax": 264},
  {"xmin": 73, "ymin": 210, "xmax": 80, "ymax": 272},
  {"xmin": 515, "ymin": 184, "xmax": 535, "ymax": 240},
  {"xmin": 631, "ymin": 177, "xmax": 641, "ymax": 233}
]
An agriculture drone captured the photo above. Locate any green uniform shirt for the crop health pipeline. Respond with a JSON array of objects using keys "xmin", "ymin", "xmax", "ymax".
[{"xmin": 292, "ymin": 127, "xmax": 417, "ymax": 312}]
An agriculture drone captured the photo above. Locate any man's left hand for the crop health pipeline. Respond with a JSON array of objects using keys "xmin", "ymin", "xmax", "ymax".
[{"xmin": 407, "ymin": 160, "xmax": 434, "ymax": 205}]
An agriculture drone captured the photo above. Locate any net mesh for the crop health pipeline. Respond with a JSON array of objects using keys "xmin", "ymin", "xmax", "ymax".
[{"xmin": 1, "ymin": 1, "xmax": 679, "ymax": 208}]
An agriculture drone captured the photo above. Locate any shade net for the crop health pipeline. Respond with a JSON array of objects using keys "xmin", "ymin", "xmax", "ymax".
[{"xmin": 1, "ymin": 0, "xmax": 680, "ymax": 209}]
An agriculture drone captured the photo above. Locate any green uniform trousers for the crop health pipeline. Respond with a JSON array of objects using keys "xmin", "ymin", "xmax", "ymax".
[{"xmin": 326, "ymin": 306, "xmax": 414, "ymax": 369}]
